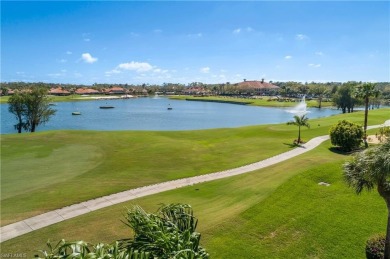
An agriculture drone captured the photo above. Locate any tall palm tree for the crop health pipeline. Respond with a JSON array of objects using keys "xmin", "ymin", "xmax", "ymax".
[
  {"xmin": 355, "ymin": 82, "xmax": 380, "ymax": 147},
  {"xmin": 287, "ymin": 115, "xmax": 310, "ymax": 144},
  {"xmin": 344, "ymin": 139, "xmax": 390, "ymax": 258}
]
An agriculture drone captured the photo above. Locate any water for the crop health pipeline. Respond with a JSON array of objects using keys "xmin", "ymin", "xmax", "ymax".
[
  {"xmin": 0, "ymin": 97, "xmax": 341, "ymax": 134},
  {"xmin": 287, "ymin": 96, "xmax": 309, "ymax": 116}
]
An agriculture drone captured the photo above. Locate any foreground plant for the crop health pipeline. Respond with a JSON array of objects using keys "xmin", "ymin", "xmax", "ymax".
[
  {"xmin": 122, "ymin": 203, "xmax": 209, "ymax": 258},
  {"xmin": 343, "ymin": 139, "xmax": 390, "ymax": 258},
  {"xmin": 37, "ymin": 239, "xmax": 149, "ymax": 259},
  {"xmin": 37, "ymin": 203, "xmax": 208, "ymax": 259}
]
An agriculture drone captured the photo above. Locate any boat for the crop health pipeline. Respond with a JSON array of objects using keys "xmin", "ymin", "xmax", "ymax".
[
  {"xmin": 72, "ymin": 112, "xmax": 81, "ymax": 115},
  {"xmin": 99, "ymin": 106, "xmax": 115, "ymax": 109},
  {"xmin": 49, "ymin": 103, "xmax": 57, "ymax": 106},
  {"xmin": 167, "ymin": 104, "xmax": 173, "ymax": 110}
]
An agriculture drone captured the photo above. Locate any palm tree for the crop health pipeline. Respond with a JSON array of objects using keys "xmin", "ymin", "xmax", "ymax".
[
  {"xmin": 355, "ymin": 82, "xmax": 380, "ymax": 147},
  {"xmin": 344, "ymin": 139, "xmax": 390, "ymax": 258},
  {"xmin": 287, "ymin": 115, "xmax": 310, "ymax": 144}
]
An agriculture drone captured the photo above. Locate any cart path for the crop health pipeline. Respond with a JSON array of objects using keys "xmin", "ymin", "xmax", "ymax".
[{"xmin": 2, "ymin": 120, "xmax": 389, "ymax": 242}]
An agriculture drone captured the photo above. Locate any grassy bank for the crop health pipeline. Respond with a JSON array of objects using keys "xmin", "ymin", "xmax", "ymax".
[
  {"xmin": 1, "ymin": 109, "xmax": 389, "ymax": 226},
  {"xmin": 170, "ymin": 95, "xmax": 334, "ymax": 108},
  {"xmin": 1, "ymin": 141, "xmax": 385, "ymax": 258}
]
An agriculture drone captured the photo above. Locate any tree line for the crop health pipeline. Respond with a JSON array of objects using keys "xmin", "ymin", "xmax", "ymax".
[
  {"xmin": 4, "ymin": 81, "xmax": 389, "ymax": 134},
  {"xmin": 2, "ymin": 81, "xmax": 390, "ymax": 100}
]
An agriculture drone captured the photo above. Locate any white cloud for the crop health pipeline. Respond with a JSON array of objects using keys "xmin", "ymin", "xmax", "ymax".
[
  {"xmin": 118, "ymin": 61, "xmax": 153, "ymax": 72},
  {"xmin": 285, "ymin": 55, "xmax": 292, "ymax": 59},
  {"xmin": 59, "ymin": 59, "xmax": 67, "ymax": 63},
  {"xmin": 246, "ymin": 27, "xmax": 254, "ymax": 32},
  {"xmin": 153, "ymin": 68, "xmax": 169, "ymax": 73},
  {"xmin": 48, "ymin": 73, "xmax": 62, "ymax": 77},
  {"xmin": 66, "ymin": 51, "xmax": 72, "ymax": 55},
  {"xmin": 48, "ymin": 69, "xmax": 67, "ymax": 78},
  {"xmin": 154, "ymin": 29, "xmax": 162, "ymax": 33},
  {"xmin": 315, "ymin": 51, "xmax": 324, "ymax": 56},
  {"xmin": 82, "ymin": 33, "xmax": 92, "ymax": 42},
  {"xmin": 200, "ymin": 67, "xmax": 210, "ymax": 73},
  {"xmin": 81, "ymin": 53, "xmax": 98, "ymax": 63},
  {"xmin": 233, "ymin": 28, "xmax": 241, "ymax": 34},
  {"xmin": 295, "ymin": 34, "xmax": 309, "ymax": 40},
  {"xmin": 106, "ymin": 69, "xmax": 121, "ymax": 75},
  {"xmin": 106, "ymin": 61, "xmax": 172, "ymax": 79},
  {"xmin": 308, "ymin": 63, "xmax": 321, "ymax": 68},
  {"xmin": 187, "ymin": 33, "xmax": 202, "ymax": 38}
]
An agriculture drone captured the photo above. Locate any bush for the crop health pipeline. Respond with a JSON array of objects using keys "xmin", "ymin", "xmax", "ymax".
[
  {"xmin": 37, "ymin": 204, "xmax": 209, "ymax": 259},
  {"xmin": 329, "ymin": 120, "xmax": 363, "ymax": 151},
  {"xmin": 366, "ymin": 234, "xmax": 385, "ymax": 259}
]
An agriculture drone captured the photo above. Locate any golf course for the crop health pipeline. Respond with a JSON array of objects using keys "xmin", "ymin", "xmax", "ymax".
[{"xmin": 1, "ymin": 108, "xmax": 389, "ymax": 258}]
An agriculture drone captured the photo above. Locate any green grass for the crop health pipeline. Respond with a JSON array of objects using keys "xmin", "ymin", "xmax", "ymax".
[
  {"xmin": 1, "ymin": 108, "xmax": 389, "ymax": 226},
  {"xmin": 170, "ymin": 95, "xmax": 334, "ymax": 108},
  {"xmin": 1, "ymin": 141, "xmax": 386, "ymax": 258}
]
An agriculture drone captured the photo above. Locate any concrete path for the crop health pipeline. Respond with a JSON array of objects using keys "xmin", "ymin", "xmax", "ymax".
[{"xmin": 2, "ymin": 120, "xmax": 389, "ymax": 243}]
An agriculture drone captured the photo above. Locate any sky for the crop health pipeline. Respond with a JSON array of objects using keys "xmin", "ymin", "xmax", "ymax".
[{"xmin": 1, "ymin": 1, "xmax": 389, "ymax": 85}]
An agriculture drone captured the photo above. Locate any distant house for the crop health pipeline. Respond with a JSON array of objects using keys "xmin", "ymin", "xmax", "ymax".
[
  {"xmin": 6, "ymin": 89, "xmax": 15, "ymax": 95},
  {"xmin": 184, "ymin": 86, "xmax": 210, "ymax": 96},
  {"xmin": 49, "ymin": 87, "xmax": 71, "ymax": 96},
  {"xmin": 75, "ymin": 88, "xmax": 100, "ymax": 95},
  {"xmin": 104, "ymin": 87, "xmax": 127, "ymax": 95},
  {"xmin": 236, "ymin": 79, "xmax": 279, "ymax": 95}
]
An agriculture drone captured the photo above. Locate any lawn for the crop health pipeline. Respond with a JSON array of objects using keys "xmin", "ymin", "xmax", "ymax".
[
  {"xmin": 1, "ymin": 108, "xmax": 389, "ymax": 226},
  {"xmin": 1, "ymin": 141, "xmax": 386, "ymax": 258},
  {"xmin": 170, "ymin": 95, "xmax": 334, "ymax": 108}
]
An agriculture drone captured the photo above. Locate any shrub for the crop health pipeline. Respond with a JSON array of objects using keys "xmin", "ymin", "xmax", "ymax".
[
  {"xmin": 37, "ymin": 204, "xmax": 209, "ymax": 259},
  {"xmin": 36, "ymin": 240, "xmax": 149, "ymax": 259},
  {"xmin": 329, "ymin": 120, "xmax": 363, "ymax": 151},
  {"xmin": 366, "ymin": 234, "xmax": 385, "ymax": 259}
]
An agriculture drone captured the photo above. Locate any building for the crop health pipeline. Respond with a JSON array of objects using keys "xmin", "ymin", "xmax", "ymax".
[
  {"xmin": 75, "ymin": 88, "xmax": 100, "ymax": 95},
  {"xmin": 236, "ymin": 79, "xmax": 279, "ymax": 95},
  {"xmin": 183, "ymin": 86, "xmax": 210, "ymax": 96},
  {"xmin": 104, "ymin": 87, "xmax": 127, "ymax": 95},
  {"xmin": 49, "ymin": 87, "xmax": 71, "ymax": 96}
]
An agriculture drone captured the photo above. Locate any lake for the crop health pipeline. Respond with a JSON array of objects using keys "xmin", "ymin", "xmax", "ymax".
[{"xmin": 0, "ymin": 97, "xmax": 341, "ymax": 134}]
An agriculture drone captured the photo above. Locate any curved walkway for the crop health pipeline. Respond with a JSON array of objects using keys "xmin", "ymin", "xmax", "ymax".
[{"xmin": 2, "ymin": 120, "xmax": 389, "ymax": 242}]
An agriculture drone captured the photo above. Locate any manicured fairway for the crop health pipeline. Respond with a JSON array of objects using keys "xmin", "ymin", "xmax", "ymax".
[
  {"xmin": 1, "ymin": 141, "xmax": 386, "ymax": 258},
  {"xmin": 1, "ymin": 109, "xmax": 389, "ymax": 226},
  {"xmin": 170, "ymin": 95, "xmax": 334, "ymax": 108}
]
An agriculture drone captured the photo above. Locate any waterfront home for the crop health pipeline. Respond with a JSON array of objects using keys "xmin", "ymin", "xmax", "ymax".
[{"xmin": 236, "ymin": 79, "xmax": 279, "ymax": 95}]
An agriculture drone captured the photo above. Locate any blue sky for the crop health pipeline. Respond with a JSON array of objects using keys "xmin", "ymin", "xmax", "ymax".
[{"xmin": 2, "ymin": 1, "xmax": 389, "ymax": 85}]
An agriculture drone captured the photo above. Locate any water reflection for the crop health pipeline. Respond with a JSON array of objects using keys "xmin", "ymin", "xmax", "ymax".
[{"xmin": 1, "ymin": 97, "xmax": 341, "ymax": 134}]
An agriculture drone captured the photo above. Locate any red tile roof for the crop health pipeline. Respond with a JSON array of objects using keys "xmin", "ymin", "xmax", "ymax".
[
  {"xmin": 237, "ymin": 80, "xmax": 279, "ymax": 89},
  {"xmin": 49, "ymin": 87, "xmax": 70, "ymax": 95},
  {"xmin": 75, "ymin": 88, "xmax": 100, "ymax": 94}
]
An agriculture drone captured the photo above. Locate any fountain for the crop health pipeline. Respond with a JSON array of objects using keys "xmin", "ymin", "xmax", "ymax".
[{"xmin": 287, "ymin": 96, "xmax": 309, "ymax": 116}]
